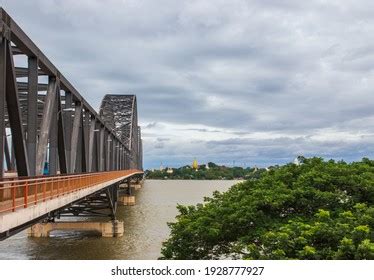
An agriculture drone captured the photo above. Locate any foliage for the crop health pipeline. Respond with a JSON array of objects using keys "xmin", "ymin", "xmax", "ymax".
[
  {"xmin": 160, "ymin": 158, "xmax": 374, "ymax": 259},
  {"xmin": 145, "ymin": 162, "xmax": 267, "ymax": 180}
]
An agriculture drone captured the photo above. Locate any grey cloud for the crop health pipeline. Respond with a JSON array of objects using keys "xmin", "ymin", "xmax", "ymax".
[
  {"xmin": 154, "ymin": 143, "xmax": 165, "ymax": 149},
  {"xmin": 144, "ymin": 122, "xmax": 158, "ymax": 129},
  {"xmin": 156, "ymin": 138, "xmax": 170, "ymax": 142},
  {"xmin": 183, "ymin": 128, "xmax": 222, "ymax": 133},
  {"xmin": 3, "ymin": 0, "xmax": 374, "ymax": 168}
]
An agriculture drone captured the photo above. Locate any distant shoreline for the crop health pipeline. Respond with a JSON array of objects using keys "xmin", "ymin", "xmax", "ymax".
[
  {"xmin": 145, "ymin": 162, "xmax": 266, "ymax": 180},
  {"xmin": 145, "ymin": 178, "xmax": 244, "ymax": 181}
]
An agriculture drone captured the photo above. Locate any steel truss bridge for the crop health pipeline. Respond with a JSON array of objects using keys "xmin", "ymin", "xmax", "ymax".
[{"xmin": 0, "ymin": 8, "xmax": 143, "ymax": 240}]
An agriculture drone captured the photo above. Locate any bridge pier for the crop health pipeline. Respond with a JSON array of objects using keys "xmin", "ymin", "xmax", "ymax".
[
  {"xmin": 117, "ymin": 179, "xmax": 144, "ymax": 206},
  {"xmin": 132, "ymin": 179, "xmax": 144, "ymax": 190},
  {"xmin": 27, "ymin": 220, "xmax": 124, "ymax": 238},
  {"xmin": 118, "ymin": 181, "xmax": 135, "ymax": 206},
  {"xmin": 118, "ymin": 195, "xmax": 136, "ymax": 206}
]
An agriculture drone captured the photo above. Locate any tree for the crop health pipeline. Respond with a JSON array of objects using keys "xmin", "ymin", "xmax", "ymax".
[
  {"xmin": 146, "ymin": 162, "xmax": 260, "ymax": 180},
  {"xmin": 160, "ymin": 158, "xmax": 374, "ymax": 259}
]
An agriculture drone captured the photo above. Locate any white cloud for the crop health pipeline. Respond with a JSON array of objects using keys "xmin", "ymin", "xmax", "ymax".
[{"xmin": 2, "ymin": 0, "xmax": 374, "ymax": 168}]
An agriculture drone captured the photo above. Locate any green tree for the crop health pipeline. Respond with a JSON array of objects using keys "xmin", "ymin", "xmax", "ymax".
[
  {"xmin": 146, "ymin": 162, "xmax": 261, "ymax": 180},
  {"xmin": 160, "ymin": 158, "xmax": 374, "ymax": 259}
]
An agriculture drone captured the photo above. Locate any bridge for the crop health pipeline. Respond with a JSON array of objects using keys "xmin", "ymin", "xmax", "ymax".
[{"xmin": 0, "ymin": 8, "xmax": 144, "ymax": 240}]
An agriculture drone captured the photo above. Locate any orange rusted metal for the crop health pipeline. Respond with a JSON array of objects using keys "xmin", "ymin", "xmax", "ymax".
[
  {"xmin": 24, "ymin": 182, "xmax": 28, "ymax": 208},
  {"xmin": 0, "ymin": 170, "xmax": 143, "ymax": 214}
]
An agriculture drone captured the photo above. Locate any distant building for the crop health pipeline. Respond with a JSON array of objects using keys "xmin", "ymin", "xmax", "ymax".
[
  {"xmin": 160, "ymin": 162, "xmax": 164, "ymax": 171},
  {"xmin": 192, "ymin": 159, "xmax": 198, "ymax": 170},
  {"xmin": 166, "ymin": 168, "xmax": 173, "ymax": 174}
]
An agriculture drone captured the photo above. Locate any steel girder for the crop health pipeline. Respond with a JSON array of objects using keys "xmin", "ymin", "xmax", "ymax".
[{"xmin": 57, "ymin": 183, "xmax": 119, "ymax": 220}]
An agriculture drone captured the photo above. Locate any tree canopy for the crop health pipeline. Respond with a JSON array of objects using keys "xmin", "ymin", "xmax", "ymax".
[
  {"xmin": 146, "ymin": 163, "xmax": 267, "ymax": 180},
  {"xmin": 160, "ymin": 158, "xmax": 374, "ymax": 259}
]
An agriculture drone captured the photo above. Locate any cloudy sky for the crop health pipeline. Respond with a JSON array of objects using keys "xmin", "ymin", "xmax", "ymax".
[{"xmin": 2, "ymin": 0, "xmax": 374, "ymax": 169}]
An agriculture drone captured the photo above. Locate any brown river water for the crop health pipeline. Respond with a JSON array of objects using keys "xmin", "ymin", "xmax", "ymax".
[{"xmin": 0, "ymin": 180, "xmax": 238, "ymax": 259}]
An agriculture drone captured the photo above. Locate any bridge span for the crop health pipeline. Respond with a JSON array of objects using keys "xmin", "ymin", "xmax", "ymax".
[
  {"xmin": 0, "ymin": 8, "xmax": 144, "ymax": 240},
  {"xmin": 0, "ymin": 170, "xmax": 143, "ymax": 239}
]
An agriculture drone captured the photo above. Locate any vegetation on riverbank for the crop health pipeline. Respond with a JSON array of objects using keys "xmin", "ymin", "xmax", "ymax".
[
  {"xmin": 145, "ymin": 162, "xmax": 269, "ymax": 180},
  {"xmin": 160, "ymin": 158, "xmax": 374, "ymax": 260}
]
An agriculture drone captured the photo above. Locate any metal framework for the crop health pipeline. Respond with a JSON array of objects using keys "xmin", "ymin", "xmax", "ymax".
[
  {"xmin": 0, "ymin": 8, "xmax": 144, "ymax": 239},
  {"xmin": 100, "ymin": 95, "xmax": 143, "ymax": 170},
  {"xmin": 0, "ymin": 8, "xmax": 143, "ymax": 179}
]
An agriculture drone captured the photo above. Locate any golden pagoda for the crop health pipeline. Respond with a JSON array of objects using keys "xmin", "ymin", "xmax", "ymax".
[{"xmin": 192, "ymin": 159, "xmax": 198, "ymax": 170}]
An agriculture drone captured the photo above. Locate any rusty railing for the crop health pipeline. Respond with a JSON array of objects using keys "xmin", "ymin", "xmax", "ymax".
[{"xmin": 0, "ymin": 170, "xmax": 142, "ymax": 214}]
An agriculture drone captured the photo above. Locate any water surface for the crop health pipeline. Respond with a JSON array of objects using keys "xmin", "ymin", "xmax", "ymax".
[{"xmin": 0, "ymin": 180, "xmax": 237, "ymax": 259}]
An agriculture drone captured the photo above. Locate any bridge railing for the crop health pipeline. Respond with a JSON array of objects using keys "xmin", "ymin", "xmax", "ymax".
[{"xmin": 0, "ymin": 170, "xmax": 142, "ymax": 214}]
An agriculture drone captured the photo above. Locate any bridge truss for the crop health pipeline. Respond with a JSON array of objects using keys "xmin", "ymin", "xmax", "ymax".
[
  {"xmin": 100, "ymin": 95, "xmax": 142, "ymax": 170},
  {"xmin": 0, "ymin": 8, "xmax": 143, "ymax": 239},
  {"xmin": 0, "ymin": 8, "xmax": 142, "ymax": 178}
]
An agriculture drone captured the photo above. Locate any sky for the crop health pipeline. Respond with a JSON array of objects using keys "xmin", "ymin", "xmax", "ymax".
[{"xmin": 2, "ymin": 0, "xmax": 374, "ymax": 169}]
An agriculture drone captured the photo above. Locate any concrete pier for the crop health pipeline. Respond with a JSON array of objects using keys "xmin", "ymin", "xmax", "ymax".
[
  {"xmin": 132, "ymin": 183, "xmax": 142, "ymax": 190},
  {"xmin": 118, "ymin": 195, "xmax": 136, "ymax": 206},
  {"xmin": 27, "ymin": 220, "xmax": 124, "ymax": 237},
  {"xmin": 131, "ymin": 178, "xmax": 144, "ymax": 190}
]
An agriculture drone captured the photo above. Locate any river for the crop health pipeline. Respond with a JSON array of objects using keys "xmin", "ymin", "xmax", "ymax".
[{"xmin": 0, "ymin": 180, "xmax": 238, "ymax": 259}]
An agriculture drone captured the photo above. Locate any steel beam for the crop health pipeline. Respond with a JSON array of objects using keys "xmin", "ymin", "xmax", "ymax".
[
  {"xmin": 112, "ymin": 138, "xmax": 116, "ymax": 170},
  {"xmin": 5, "ymin": 41, "xmax": 29, "ymax": 176},
  {"xmin": 107, "ymin": 134, "xmax": 112, "ymax": 171},
  {"xmin": 80, "ymin": 111, "xmax": 87, "ymax": 172},
  {"xmin": 0, "ymin": 37, "xmax": 5, "ymax": 178},
  {"xmin": 88, "ymin": 116, "xmax": 95, "ymax": 172},
  {"xmin": 76, "ymin": 118, "xmax": 82, "ymax": 173},
  {"xmin": 104, "ymin": 130, "xmax": 109, "ymax": 171},
  {"xmin": 57, "ymin": 86, "xmax": 67, "ymax": 174},
  {"xmin": 118, "ymin": 147, "xmax": 121, "ymax": 170},
  {"xmin": 26, "ymin": 56, "xmax": 38, "ymax": 176},
  {"xmin": 4, "ymin": 130, "xmax": 11, "ymax": 171},
  {"xmin": 70, "ymin": 102, "xmax": 82, "ymax": 173},
  {"xmin": 11, "ymin": 46, "xmax": 23, "ymax": 55},
  {"xmin": 93, "ymin": 122, "xmax": 99, "ymax": 172},
  {"xmin": 64, "ymin": 92, "xmax": 72, "ymax": 171},
  {"xmin": 35, "ymin": 76, "xmax": 57, "ymax": 175},
  {"xmin": 17, "ymin": 81, "xmax": 48, "ymax": 92},
  {"xmin": 98, "ymin": 125, "xmax": 104, "ymax": 171},
  {"xmin": 84, "ymin": 111, "xmax": 90, "ymax": 170},
  {"xmin": 10, "ymin": 144, "xmax": 15, "ymax": 171},
  {"xmin": 116, "ymin": 144, "xmax": 119, "ymax": 170},
  {"xmin": 49, "ymin": 85, "xmax": 58, "ymax": 175},
  {"xmin": 15, "ymin": 66, "xmax": 45, "ymax": 78}
]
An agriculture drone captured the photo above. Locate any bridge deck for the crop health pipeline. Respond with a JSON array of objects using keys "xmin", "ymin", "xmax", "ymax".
[{"xmin": 0, "ymin": 170, "xmax": 143, "ymax": 237}]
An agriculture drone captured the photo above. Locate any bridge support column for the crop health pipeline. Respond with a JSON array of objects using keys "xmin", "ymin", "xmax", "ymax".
[
  {"xmin": 132, "ymin": 183, "xmax": 142, "ymax": 191},
  {"xmin": 27, "ymin": 220, "xmax": 124, "ymax": 237},
  {"xmin": 130, "ymin": 178, "xmax": 144, "ymax": 191},
  {"xmin": 118, "ymin": 194, "xmax": 136, "ymax": 206},
  {"xmin": 118, "ymin": 181, "xmax": 136, "ymax": 206}
]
